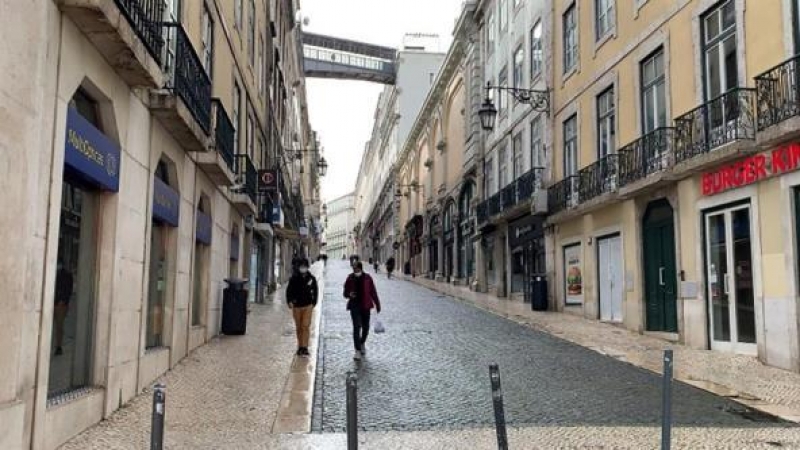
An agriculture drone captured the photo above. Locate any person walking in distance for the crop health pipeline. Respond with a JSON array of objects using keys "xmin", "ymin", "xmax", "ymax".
[
  {"xmin": 343, "ymin": 261, "xmax": 381, "ymax": 361},
  {"xmin": 286, "ymin": 258, "xmax": 318, "ymax": 357},
  {"xmin": 385, "ymin": 256, "xmax": 395, "ymax": 279}
]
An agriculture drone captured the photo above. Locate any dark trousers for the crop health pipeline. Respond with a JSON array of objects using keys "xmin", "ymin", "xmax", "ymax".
[{"xmin": 350, "ymin": 308, "xmax": 371, "ymax": 351}]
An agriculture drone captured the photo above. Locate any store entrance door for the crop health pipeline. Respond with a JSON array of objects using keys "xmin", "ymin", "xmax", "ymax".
[
  {"xmin": 643, "ymin": 200, "xmax": 678, "ymax": 332},
  {"xmin": 705, "ymin": 204, "xmax": 757, "ymax": 355},
  {"xmin": 598, "ymin": 235, "xmax": 624, "ymax": 322}
]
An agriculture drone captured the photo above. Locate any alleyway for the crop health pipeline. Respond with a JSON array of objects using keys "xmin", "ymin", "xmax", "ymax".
[{"xmin": 59, "ymin": 261, "xmax": 800, "ymax": 449}]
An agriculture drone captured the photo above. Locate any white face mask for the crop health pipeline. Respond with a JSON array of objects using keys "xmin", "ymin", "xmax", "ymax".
[
  {"xmin": 354, "ymin": 271, "xmax": 363, "ymax": 277},
  {"xmin": 299, "ymin": 267, "xmax": 309, "ymax": 274}
]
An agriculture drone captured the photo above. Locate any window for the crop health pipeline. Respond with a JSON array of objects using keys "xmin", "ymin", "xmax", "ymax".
[
  {"xmin": 259, "ymin": 35, "xmax": 265, "ymax": 94},
  {"xmin": 235, "ymin": 0, "xmax": 242, "ymax": 30},
  {"xmin": 247, "ymin": 112, "xmax": 254, "ymax": 158},
  {"xmin": 201, "ymin": 5, "xmax": 214, "ymax": 78},
  {"xmin": 514, "ymin": 0, "xmax": 523, "ymax": 8},
  {"xmin": 499, "ymin": 144, "xmax": 509, "ymax": 187},
  {"xmin": 233, "ymin": 82, "xmax": 241, "ymax": 153},
  {"xmin": 486, "ymin": 157, "xmax": 495, "ymax": 195},
  {"xmin": 530, "ymin": 21, "xmax": 543, "ymax": 80},
  {"xmin": 703, "ymin": 0, "xmax": 737, "ymax": 102},
  {"xmin": 641, "ymin": 49, "xmax": 666, "ymax": 133},
  {"xmin": 597, "ymin": 87, "xmax": 615, "ymax": 158},
  {"xmin": 499, "ymin": 0, "xmax": 508, "ymax": 31},
  {"xmin": 498, "ymin": 66, "xmax": 508, "ymax": 114},
  {"xmin": 564, "ymin": 115, "xmax": 578, "ymax": 176},
  {"xmin": 248, "ymin": 0, "xmax": 256, "ymax": 64},
  {"xmin": 487, "ymin": 10, "xmax": 496, "ymax": 54},
  {"xmin": 513, "ymin": 45, "xmax": 524, "ymax": 89},
  {"xmin": 513, "ymin": 132, "xmax": 524, "ymax": 178},
  {"xmin": 530, "ymin": 116, "xmax": 543, "ymax": 169},
  {"xmin": 595, "ymin": 0, "xmax": 615, "ymax": 40},
  {"xmin": 563, "ymin": 3, "xmax": 578, "ymax": 73}
]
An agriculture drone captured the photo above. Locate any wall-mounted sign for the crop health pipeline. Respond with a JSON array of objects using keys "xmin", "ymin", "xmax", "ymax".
[
  {"xmin": 196, "ymin": 210, "xmax": 212, "ymax": 245},
  {"xmin": 258, "ymin": 169, "xmax": 278, "ymax": 192},
  {"xmin": 64, "ymin": 108, "xmax": 121, "ymax": 192},
  {"xmin": 702, "ymin": 143, "xmax": 800, "ymax": 196},
  {"xmin": 509, "ymin": 215, "xmax": 544, "ymax": 248},
  {"xmin": 153, "ymin": 177, "xmax": 180, "ymax": 227},
  {"xmin": 563, "ymin": 244, "xmax": 583, "ymax": 305}
]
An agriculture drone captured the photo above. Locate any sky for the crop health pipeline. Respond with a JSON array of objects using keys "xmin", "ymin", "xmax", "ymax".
[{"xmin": 300, "ymin": 0, "xmax": 465, "ymax": 203}]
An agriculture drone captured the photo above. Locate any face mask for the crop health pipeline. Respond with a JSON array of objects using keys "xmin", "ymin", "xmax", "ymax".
[
  {"xmin": 354, "ymin": 271, "xmax": 363, "ymax": 277},
  {"xmin": 299, "ymin": 267, "xmax": 309, "ymax": 274}
]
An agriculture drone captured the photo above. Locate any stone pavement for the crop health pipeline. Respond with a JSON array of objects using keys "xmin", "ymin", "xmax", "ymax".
[
  {"xmin": 314, "ymin": 262, "xmax": 791, "ymax": 433},
  {"xmin": 59, "ymin": 260, "xmax": 800, "ymax": 449},
  {"xmin": 399, "ymin": 272, "xmax": 800, "ymax": 423}
]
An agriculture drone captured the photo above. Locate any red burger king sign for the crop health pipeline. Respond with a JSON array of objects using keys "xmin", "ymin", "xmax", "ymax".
[{"xmin": 702, "ymin": 142, "xmax": 800, "ymax": 196}]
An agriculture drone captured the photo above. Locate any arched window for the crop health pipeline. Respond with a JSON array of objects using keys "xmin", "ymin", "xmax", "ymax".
[{"xmin": 458, "ymin": 182, "xmax": 476, "ymax": 278}]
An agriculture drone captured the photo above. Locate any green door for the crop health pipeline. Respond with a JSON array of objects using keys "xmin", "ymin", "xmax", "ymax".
[{"xmin": 643, "ymin": 200, "xmax": 678, "ymax": 332}]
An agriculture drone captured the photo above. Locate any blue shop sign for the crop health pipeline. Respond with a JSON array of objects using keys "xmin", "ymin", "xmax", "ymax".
[
  {"xmin": 153, "ymin": 177, "xmax": 180, "ymax": 227},
  {"xmin": 64, "ymin": 108, "xmax": 121, "ymax": 192},
  {"xmin": 196, "ymin": 210, "xmax": 212, "ymax": 245}
]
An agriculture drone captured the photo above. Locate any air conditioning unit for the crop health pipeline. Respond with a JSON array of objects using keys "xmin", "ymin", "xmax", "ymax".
[{"xmin": 531, "ymin": 190, "xmax": 548, "ymax": 215}]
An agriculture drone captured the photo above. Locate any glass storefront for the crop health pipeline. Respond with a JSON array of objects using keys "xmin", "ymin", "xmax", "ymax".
[
  {"xmin": 147, "ymin": 221, "xmax": 168, "ymax": 348},
  {"xmin": 192, "ymin": 243, "xmax": 205, "ymax": 326},
  {"xmin": 49, "ymin": 177, "xmax": 98, "ymax": 398}
]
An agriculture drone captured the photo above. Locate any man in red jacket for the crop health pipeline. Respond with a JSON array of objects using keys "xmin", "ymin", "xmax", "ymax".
[{"xmin": 343, "ymin": 261, "xmax": 381, "ymax": 361}]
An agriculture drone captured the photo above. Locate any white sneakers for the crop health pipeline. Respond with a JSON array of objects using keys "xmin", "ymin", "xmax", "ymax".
[{"xmin": 353, "ymin": 350, "xmax": 362, "ymax": 361}]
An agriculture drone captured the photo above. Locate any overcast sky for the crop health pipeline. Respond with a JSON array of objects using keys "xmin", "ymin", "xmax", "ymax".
[{"xmin": 301, "ymin": 0, "xmax": 465, "ymax": 203}]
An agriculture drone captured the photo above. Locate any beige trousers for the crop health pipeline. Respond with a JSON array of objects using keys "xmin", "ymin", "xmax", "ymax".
[{"xmin": 292, "ymin": 305, "xmax": 313, "ymax": 348}]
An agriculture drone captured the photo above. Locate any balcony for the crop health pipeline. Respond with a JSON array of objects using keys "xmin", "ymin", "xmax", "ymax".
[
  {"xmin": 617, "ymin": 127, "xmax": 675, "ymax": 195},
  {"xmin": 578, "ymin": 155, "xmax": 618, "ymax": 203},
  {"xmin": 230, "ymin": 154, "xmax": 257, "ymax": 215},
  {"xmin": 673, "ymin": 88, "xmax": 756, "ymax": 172},
  {"xmin": 755, "ymin": 55, "xmax": 800, "ymax": 146},
  {"xmin": 476, "ymin": 168, "xmax": 546, "ymax": 226},
  {"xmin": 57, "ymin": 0, "xmax": 165, "ymax": 87},
  {"xmin": 548, "ymin": 176, "xmax": 580, "ymax": 216},
  {"xmin": 197, "ymin": 100, "xmax": 236, "ymax": 186},
  {"xmin": 148, "ymin": 23, "xmax": 212, "ymax": 152}
]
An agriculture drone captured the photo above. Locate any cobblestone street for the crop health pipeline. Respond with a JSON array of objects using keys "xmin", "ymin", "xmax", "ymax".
[{"xmin": 314, "ymin": 261, "xmax": 792, "ymax": 433}]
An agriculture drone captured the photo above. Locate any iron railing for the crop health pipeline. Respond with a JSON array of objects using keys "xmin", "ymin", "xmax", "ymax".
[
  {"xmin": 234, "ymin": 154, "xmax": 257, "ymax": 204},
  {"xmin": 114, "ymin": 0, "xmax": 165, "ymax": 63},
  {"xmin": 674, "ymin": 88, "xmax": 756, "ymax": 163},
  {"xmin": 548, "ymin": 175, "xmax": 580, "ymax": 215},
  {"xmin": 476, "ymin": 201, "xmax": 489, "ymax": 225},
  {"xmin": 578, "ymin": 155, "xmax": 618, "ymax": 201},
  {"xmin": 755, "ymin": 54, "xmax": 800, "ymax": 131},
  {"xmin": 161, "ymin": 23, "xmax": 212, "ymax": 133},
  {"xmin": 517, "ymin": 167, "xmax": 545, "ymax": 201},
  {"xmin": 618, "ymin": 127, "xmax": 675, "ymax": 186},
  {"xmin": 212, "ymin": 99, "xmax": 235, "ymax": 171},
  {"xmin": 487, "ymin": 193, "xmax": 502, "ymax": 216},
  {"xmin": 500, "ymin": 183, "xmax": 516, "ymax": 209}
]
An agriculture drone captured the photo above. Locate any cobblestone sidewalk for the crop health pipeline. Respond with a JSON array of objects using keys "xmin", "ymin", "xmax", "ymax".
[{"xmin": 400, "ymin": 274, "xmax": 800, "ymax": 422}]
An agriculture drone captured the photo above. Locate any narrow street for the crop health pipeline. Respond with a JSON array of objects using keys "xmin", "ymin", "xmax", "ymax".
[{"xmin": 313, "ymin": 260, "xmax": 787, "ymax": 432}]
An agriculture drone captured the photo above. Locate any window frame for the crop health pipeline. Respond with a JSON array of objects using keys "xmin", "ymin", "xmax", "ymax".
[
  {"xmin": 234, "ymin": 0, "xmax": 242, "ymax": 30},
  {"xmin": 563, "ymin": 3, "xmax": 578, "ymax": 74},
  {"xmin": 530, "ymin": 115, "xmax": 543, "ymax": 169},
  {"xmin": 248, "ymin": 0, "xmax": 256, "ymax": 65},
  {"xmin": 512, "ymin": 132, "xmax": 524, "ymax": 178},
  {"xmin": 499, "ymin": 0, "xmax": 508, "ymax": 32},
  {"xmin": 498, "ymin": 66, "xmax": 508, "ymax": 115},
  {"xmin": 233, "ymin": 81, "xmax": 241, "ymax": 154},
  {"xmin": 640, "ymin": 48, "xmax": 666, "ymax": 134},
  {"xmin": 513, "ymin": 44, "xmax": 525, "ymax": 90},
  {"xmin": 595, "ymin": 0, "xmax": 616, "ymax": 41},
  {"xmin": 564, "ymin": 114, "xmax": 578, "ymax": 177},
  {"xmin": 701, "ymin": 0, "xmax": 737, "ymax": 103},
  {"xmin": 201, "ymin": 4, "xmax": 214, "ymax": 79},
  {"xmin": 596, "ymin": 86, "xmax": 616, "ymax": 159},
  {"xmin": 530, "ymin": 21, "xmax": 543, "ymax": 81},
  {"xmin": 487, "ymin": 10, "xmax": 496, "ymax": 55},
  {"xmin": 499, "ymin": 143, "xmax": 509, "ymax": 188}
]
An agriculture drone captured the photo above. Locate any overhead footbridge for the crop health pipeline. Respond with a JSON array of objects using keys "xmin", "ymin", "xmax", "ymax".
[{"xmin": 302, "ymin": 32, "xmax": 397, "ymax": 85}]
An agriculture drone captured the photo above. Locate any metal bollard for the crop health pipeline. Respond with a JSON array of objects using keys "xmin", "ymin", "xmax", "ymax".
[
  {"xmin": 661, "ymin": 350, "xmax": 673, "ymax": 450},
  {"xmin": 346, "ymin": 372, "xmax": 358, "ymax": 450},
  {"xmin": 151, "ymin": 383, "xmax": 166, "ymax": 450},
  {"xmin": 489, "ymin": 364, "xmax": 509, "ymax": 450}
]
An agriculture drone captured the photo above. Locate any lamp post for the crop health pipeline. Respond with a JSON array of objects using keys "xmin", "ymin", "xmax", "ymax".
[
  {"xmin": 478, "ymin": 81, "xmax": 550, "ymax": 132},
  {"xmin": 293, "ymin": 147, "xmax": 328, "ymax": 177}
]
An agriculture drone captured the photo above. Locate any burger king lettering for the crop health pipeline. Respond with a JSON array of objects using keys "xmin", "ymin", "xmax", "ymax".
[{"xmin": 701, "ymin": 143, "xmax": 800, "ymax": 196}]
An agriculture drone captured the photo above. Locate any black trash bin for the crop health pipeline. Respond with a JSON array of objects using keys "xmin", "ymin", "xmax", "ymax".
[
  {"xmin": 222, "ymin": 278, "xmax": 248, "ymax": 335},
  {"xmin": 531, "ymin": 274, "xmax": 548, "ymax": 311}
]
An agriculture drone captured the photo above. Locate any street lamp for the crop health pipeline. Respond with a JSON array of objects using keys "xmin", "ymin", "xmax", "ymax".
[
  {"xmin": 478, "ymin": 81, "xmax": 550, "ymax": 132},
  {"xmin": 293, "ymin": 147, "xmax": 328, "ymax": 177},
  {"xmin": 318, "ymin": 157, "xmax": 328, "ymax": 177}
]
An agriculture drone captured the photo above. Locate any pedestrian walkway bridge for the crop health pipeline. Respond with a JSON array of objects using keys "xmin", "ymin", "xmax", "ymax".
[{"xmin": 302, "ymin": 32, "xmax": 397, "ymax": 84}]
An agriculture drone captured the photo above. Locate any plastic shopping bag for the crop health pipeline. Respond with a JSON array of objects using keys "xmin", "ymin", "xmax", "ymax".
[{"xmin": 373, "ymin": 317, "xmax": 386, "ymax": 334}]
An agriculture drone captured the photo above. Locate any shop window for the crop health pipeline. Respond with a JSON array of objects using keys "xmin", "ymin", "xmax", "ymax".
[
  {"xmin": 49, "ymin": 178, "xmax": 98, "ymax": 399},
  {"xmin": 511, "ymin": 249, "xmax": 525, "ymax": 293},
  {"xmin": 147, "ymin": 159, "xmax": 174, "ymax": 349}
]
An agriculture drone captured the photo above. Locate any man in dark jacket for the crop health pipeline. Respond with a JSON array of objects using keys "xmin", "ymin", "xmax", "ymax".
[
  {"xmin": 385, "ymin": 257, "xmax": 395, "ymax": 279},
  {"xmin": 286, "ymin": 258, "xmax": 318, "ymax": 357},
  {"xmin": 343, "ymin": 261, "xmax": 381, "ymax": 361}
]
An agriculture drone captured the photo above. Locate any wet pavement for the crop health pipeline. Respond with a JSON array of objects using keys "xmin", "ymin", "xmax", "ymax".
[{"xmin": 313, "ymin": 261, "xmax": 790, "ymax": 432}]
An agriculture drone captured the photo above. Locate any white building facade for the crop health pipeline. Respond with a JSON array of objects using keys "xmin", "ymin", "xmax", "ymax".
[{"xmin": 324, "ymin": 193, "xmax": 356, "ymax": 258}]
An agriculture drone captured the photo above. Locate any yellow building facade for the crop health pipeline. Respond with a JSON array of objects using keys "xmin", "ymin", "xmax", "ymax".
[{"xmin": 549, "ymin": 0, "xmax": 800, "ymax": 371}]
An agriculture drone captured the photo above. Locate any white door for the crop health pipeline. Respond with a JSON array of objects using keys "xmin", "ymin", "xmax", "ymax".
[
  {"xmin": 704, "ymin": 205, "xmax": 757, "ymax": 355},
  {"xmin": 598, "ymin": 235, "xmax": 624, "ymax": 322}
]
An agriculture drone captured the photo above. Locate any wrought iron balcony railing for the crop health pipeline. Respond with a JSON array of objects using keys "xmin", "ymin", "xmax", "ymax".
[
  {"xmin": 500, "ymin": 183, "xmax": 517, "ymax": 209},
  {"xmin": 516, "ymin": 167, "xmax": 544, "ymax": 201},
  {"xmin": 161, "ymin": 23, "xmax": 212, "ymax": 133},
  {"xmin": 212, "ymin": 99, "xmax": 235, "ymax": 172},
  {"xmin": 476, "ymin": 201, "xmax": 489, "ymax": 225},
  {"xmin": 578, "ymin": 155, "xmax": 618, "ymax": 202},
  {"xmin": 234, "ymin": 154, "xmax": 257, "ymax": 204},
  {"xmin": 674, "ymin": 88, "xmax": 756, "ymax": 163},
  {"xmin": 476, "ymin": 167, "xmax": 545, "ymax": 222},
  {"xmin": 618, "ymin": 127, "xmax": 675, "ymax": 187},
  {"xmin": 755, "ymin": 54, "xmax": 800, "ymax": 131},
  {"xmin": 115, "ymin": 0, "xmax": 165, "ymax": 63},
  {"xmin": 548, "ymin": 175, "xmax": 580, "ymax": 215},
  {"xmin": 487, "ymin": 192, "xmax": 502, "ymax": 216}
]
